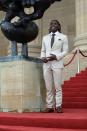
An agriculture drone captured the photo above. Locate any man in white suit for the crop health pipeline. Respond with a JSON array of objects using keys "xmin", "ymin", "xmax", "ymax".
[{"xmin": 41, "ymin": 20, "xmax": 68, "ymax": 113}]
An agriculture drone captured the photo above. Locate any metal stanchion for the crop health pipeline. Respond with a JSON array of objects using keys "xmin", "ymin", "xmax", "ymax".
[{"xmin": 77, "ymin": 48, "xmax": 80, "ymax": 73}]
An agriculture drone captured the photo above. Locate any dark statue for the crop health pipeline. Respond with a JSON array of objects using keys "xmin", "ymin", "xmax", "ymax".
[{"xmin": 0, "ymin": 0, "xmax": 61, "ymax": 56}]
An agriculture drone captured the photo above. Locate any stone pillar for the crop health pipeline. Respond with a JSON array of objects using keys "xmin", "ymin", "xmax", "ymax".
[
  {"xmin": 74, "ymin": 0, "xmax": 87, "ymax": 51},
  {"xmin": 0, "ymin": 58, "xmax": 46, "ymax": 112}
]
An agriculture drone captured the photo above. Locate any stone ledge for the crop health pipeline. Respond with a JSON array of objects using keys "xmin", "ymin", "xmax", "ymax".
[{"xmin": 0, "ymin": 55, "xmax": 43, "ymax": 63}]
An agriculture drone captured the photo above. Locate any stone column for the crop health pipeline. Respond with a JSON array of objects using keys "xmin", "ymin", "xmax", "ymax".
[
  {"xmin": 0, "ymin": 59, "xmax": 45, "ymax": 112},
  {"xmin": 74, "ymin": 0, "xmax": 87, "ymax": 51}
]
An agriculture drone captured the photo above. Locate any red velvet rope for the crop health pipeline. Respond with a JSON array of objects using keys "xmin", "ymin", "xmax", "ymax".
[
  {"xmin": 79, "ymin": 50, "xmax": 87, "ymax": 57},
  {"xmin": 64, "ymin": 50, "xmax": 77, "ymax": 67}
]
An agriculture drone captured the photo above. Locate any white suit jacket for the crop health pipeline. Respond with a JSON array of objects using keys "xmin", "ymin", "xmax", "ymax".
[{"xmin": 41, "ymin": 31, "xmax": 68, "ymax": 69}]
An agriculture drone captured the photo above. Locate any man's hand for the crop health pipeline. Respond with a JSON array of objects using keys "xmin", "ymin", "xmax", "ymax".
[
  {"xmin": 47, "ymin": 54, "xmax": 57, "ymax": 61},
  {"xmin": 42, "ymin": 57, "xmax": 48, "ymax": 63}
]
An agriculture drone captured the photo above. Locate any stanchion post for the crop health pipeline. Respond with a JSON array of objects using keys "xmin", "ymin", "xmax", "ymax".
[{"xmin": 77, "ymin": 48, "xmax": 80, "ymax": 73}]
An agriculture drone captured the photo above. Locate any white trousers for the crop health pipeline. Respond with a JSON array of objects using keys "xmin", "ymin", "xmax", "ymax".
[{"xmin": 43, "ymin": 67, "xmax": 62, "ymax": 108}]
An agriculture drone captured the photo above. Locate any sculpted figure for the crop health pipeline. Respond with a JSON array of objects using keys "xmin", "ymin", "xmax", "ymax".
[
  {"xmin": 0, "ymin": 0, "xmax": 61, "ymax": 56},
  {"xmin": 0, "ymin": 0, "xmax": 61, "ymax": 26}
]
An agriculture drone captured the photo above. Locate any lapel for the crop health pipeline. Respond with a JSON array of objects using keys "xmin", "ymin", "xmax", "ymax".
[{"xmin": 47, "ymin": 34, "xmax": 51, "ymax": 48}]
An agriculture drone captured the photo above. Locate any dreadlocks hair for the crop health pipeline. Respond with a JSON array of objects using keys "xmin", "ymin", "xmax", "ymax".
[{"xmin": 49, "ymin": 20, "xmax": 61, "ymax": 33}]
